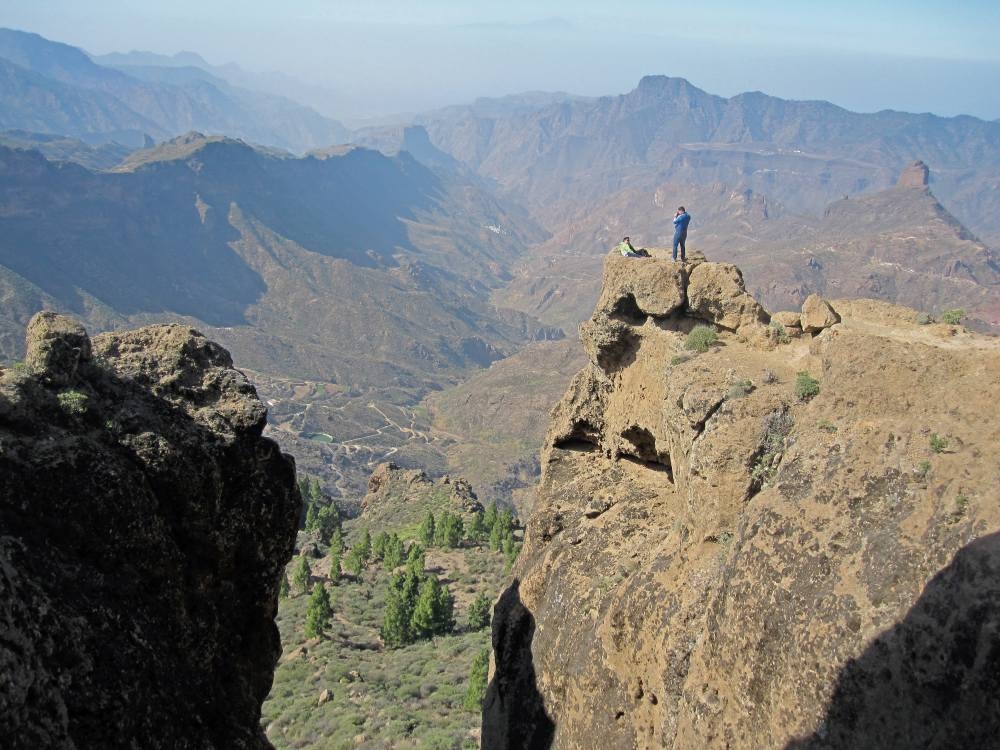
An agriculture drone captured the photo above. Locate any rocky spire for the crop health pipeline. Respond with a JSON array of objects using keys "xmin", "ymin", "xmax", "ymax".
[{"xmin": 897, "ymin": 159, "xmax": 930, "ymax": 187}]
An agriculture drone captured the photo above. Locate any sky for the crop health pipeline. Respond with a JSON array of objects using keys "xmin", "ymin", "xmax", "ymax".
[{"xmin": 4, "ymin": 1, "xmax": 1000, "ymax": 121}]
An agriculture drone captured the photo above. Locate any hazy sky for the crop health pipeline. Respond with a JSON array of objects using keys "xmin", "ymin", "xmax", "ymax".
[{"xmin": 4, "ymin": 1, "xmax": 1000, "ymax": 120}]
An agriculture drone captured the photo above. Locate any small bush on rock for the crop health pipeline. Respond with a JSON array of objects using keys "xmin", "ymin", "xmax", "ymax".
[
  {"xmin": 57, "ymin": 389, "xmax": 89, "ymax": 416},
  {"xmin": 795, "ymin": 372, "xmax": 820, "ymax": 401},
  {"xmin": 768, "ymin": 320, "xmax": 791, "ymax": 344},
  {"xmin": 940, "ymin": 308, "xmax": 965, "ymax": 325},
  {"xmin": 685, "ymin": 325, "xmax": 718, "ymax": 353}
]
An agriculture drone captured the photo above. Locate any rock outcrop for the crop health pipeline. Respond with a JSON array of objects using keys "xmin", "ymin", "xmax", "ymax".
[
  {"xmin": 484, "ymin": 258, "xmax": 1000, "ymax": 749},
  {"xmin": 0, "ymin": 313, "xmax": 300, "ymax": 750},
  {"xmin": 896, "ymin": 159, "xmax": 930, "ymax": 188}
]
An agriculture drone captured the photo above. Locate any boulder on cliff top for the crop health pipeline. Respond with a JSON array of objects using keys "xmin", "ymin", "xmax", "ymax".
[
  {"xmin": 686, "ymin": 263, "xmax": 769, "ymax": 331},
  {"xmin": 25, "ymin": 311, "xmax": 92, "ymax": 385},
  {"xmin": 596, "ymin": 254, "xmax": 686, "ymax": 319},
  {"xmin": 800, "ymin": 293, "xmax": 841, "ymax": 333},
  {"xmin": 1, "ymin": 312, "xmax": 300, "ymax": 750}
]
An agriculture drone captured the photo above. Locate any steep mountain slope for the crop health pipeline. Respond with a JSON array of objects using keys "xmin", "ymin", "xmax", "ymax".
[
  {"xmin": 0, "ymin": 313, "xmax": 299, "ymax": 749},
  {"xmin": 485, "ymin": 256, "xmax": 1000, "ymax": 749},
  {"xmin": 0, "ymin": 133, "xmax": 553, "ymax": 499},
  {"xmin": 0, "ymin": 28, "xmax": 349, "ymax": 152}
]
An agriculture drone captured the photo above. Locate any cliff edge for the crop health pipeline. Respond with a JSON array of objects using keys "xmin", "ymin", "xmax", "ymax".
[
  {"xmin": 0, "ymin": 313, "xmax": 301, "ymax": 749},
  {"xmin": 485, "ymin": 256, "xmax": 1000, "ymax": 749}
]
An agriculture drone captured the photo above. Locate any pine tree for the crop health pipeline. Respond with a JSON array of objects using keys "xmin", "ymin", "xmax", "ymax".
[
  {"xmin": 278, "ymin": 571, "xmax": 290, "ymax": 600},
  {"xmin": 371, "ymin": 531, "xmax": 389, "ymax": 561},
  {"xmin": 411, "ymin": 576, "xmax": 442, "ymax": 639},
  {"xmin": 463, "ymin": 648, "xmax": 490, "ymax": 711},
  {"xmin": 381, "ymin": 569, "xmax": 421, "ymax": 647},
  {"xmin": 383, "ymin": 533, "xmax": 404, "ymax": 569},
  {"xmin": 316, "ymin": 503, "xmax": 340, "ymax": 546},
  {"xmin": 504, "ymin": 542, "xmax": 521, "ymax": 575},
  {"xmin": 468, "ymin": 510, "xmax": 486, "ymax": 542},
  {"xmin": 309, "ymin": 477, "xmax": 323, "ymax": 505},
  {"xmin": 436, "ymin": 583, "xmax": 455, "ymax": 634},
  {"xmin": 359, "ymin": 528, "xmax": 372, "ymax": 563},
  {"xmin": 291, "ymin": 555, "xmax": 311, "ymax": 595},
  {"xmin": 467, "ymin": 592, "xmax": 492, "ymax": 630},
  {"xmin": 483, "ymin": 502, "xmax": 498, "ymax": 533},
  {"xmin": 419, "ymin": 511, "xmax": 436, "ymax": 547},
  {"xmin": 436, "ymin": 511, "xmax": 464, "ymax": 548},
  {"xmin": 328, "ymin": 545, "xmax": 341, "ymax": 583},
  {"xmin": 329, "ymin": 527, "xmax": 344, "ymax": 555},
  {"xmin": 304, "ymin": 502, "xmax": 320, "ymax": 534},
  {"xmin": 345, "ymin": 547, "xmax": 364, "ymax": 577},
  {"xmin": 489, "ymin": 521, "xmax": 503, "ymax": 552},
  {"xmin": 406, "ymin": 543, "xmax": 426, "ymax": 575},
  {"xmin": 304, "ymin": 582, "xmax": 333, "ymax": 639}
]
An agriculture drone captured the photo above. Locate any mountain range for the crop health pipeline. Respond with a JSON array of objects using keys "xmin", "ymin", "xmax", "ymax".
[
  {"xmin": 3, "ymin": 29, "xmax": 1000, "ymax": 508},
  {"xmin": 0, "ymin": 28, "xmax": 349, "ymax": 151}
]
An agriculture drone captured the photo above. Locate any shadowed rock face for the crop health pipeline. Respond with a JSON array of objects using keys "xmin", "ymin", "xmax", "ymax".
[
  {"xmin": 484, "ymin": 257, "xmax": 1000, "ymax": 748},
  {"xmin": 0, "ymin": 312, "xmax": 301, "ymax": 750}
]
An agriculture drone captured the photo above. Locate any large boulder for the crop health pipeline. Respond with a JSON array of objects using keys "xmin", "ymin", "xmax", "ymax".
[
  {"xmin": 595, "ymin": 255, "xmax": 687, "ymax": 319},
  {"xmin": 0, "ymin": 313, "xmax": 300, "ymax": 750},
  {"xmin": 800, "ymin": 293, "xmax": 841, "ymax": 333},
  {"xmin": 24, "ymin": 311, "xmax": 92, "ymax": 385},
  {"xmin": 686, "ymin": 263, "xmax": 768, "ymax": 330}
]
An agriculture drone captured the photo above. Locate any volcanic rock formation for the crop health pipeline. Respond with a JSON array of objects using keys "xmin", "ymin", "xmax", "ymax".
[
  {"xmin": 0, "ymin": 313, "xmax": 300, "ymax": 749},
  {"xmin": 484, "ymin": 257, "xmax": 1000, "ymax": 749}
]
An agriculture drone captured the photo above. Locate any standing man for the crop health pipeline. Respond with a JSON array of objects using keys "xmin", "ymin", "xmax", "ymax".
[{"xmin": 672, "ymin": 206, "xmax": 691, "ymax": 262}]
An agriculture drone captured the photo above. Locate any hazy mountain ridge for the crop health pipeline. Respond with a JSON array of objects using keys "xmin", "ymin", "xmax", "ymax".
[
  {"xmin": 0, "ymin": 28, "xmax": 349, "ymax": 152},
  {"xmin": 411, "ymin": 75, "xmax": 1000, "ymax": 244}
]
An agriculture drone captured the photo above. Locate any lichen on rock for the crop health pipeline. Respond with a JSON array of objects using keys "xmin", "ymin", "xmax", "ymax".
[{"xmin": 0, "ymin": 313, "xmax": 301, "ymax": 750}]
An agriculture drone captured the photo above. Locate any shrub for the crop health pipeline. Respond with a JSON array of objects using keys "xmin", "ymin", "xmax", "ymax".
[
  {"xmin": 57, "ymin": 389, "xmax": 89, "ymax": 416},
  {"xmin": 917, "ymin": 460, "xmax": 932, "ymax": 479},
  {"xmin": 728, "ymin": 378, "xmax": 755, "ymax": 399},
  {"xmin": 685, "ymin": 325, "xmax": 718, "ymax": 353},
  {"xmin": 817, "ymin": 419, "xmax": 837, "ymax": 433},
  {"xmin": 670, "ymin": 354, "xmax": 690, "ymax": 366},
  {"xmin": 795, "ymin": 372, "xmax": 820, "ymax": 401},
  {"xmin": 916, "ymin": 312, "xmax": 933, "ymax": 325},
  {"xmin": 768, "ymin": 320, "xmax": 791, "ymax": 344},
  {"xmin": 929, "ymin": 433, "xmax": 948, "ymax": 453},
  {"xmin": 940, "ymin": 308, "xmax": 965, "ymax": 325}
]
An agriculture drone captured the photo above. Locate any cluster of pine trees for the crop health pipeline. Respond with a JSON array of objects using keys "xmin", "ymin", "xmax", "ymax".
[
  {"xmin": 419, "ymin": 502, "xmax": 521, "ymax": 571},
  {"xmin": 286, "ymin": 476, "xmax": 521, "ymax": 655},
  {"xmin": 380, "ymin": 550, "xmax": 455, "ymax": 647}
]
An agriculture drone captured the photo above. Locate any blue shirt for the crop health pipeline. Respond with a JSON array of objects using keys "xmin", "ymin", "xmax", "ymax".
[{"xmin": 673, "ymin": 211, "xmax": 691, "ymax": 234}]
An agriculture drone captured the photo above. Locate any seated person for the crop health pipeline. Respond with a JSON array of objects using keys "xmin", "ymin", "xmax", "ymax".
[{"xmin": 614, "ymin": 236, "xmax": 649, "ymax": 257}]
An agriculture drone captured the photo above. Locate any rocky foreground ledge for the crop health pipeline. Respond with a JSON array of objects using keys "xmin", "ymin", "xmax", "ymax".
[
  {"xmin": 484, "ymin": 257, "xmax": 1000, "ymax": 749},
  {"xmin": 0, "ymin": 313, "xmax": 300, "ymax": 749}
]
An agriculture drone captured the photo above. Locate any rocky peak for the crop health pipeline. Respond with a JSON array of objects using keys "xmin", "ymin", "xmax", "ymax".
[
  {"xmin": 1, "ymin": 313, "xmax": 300, "ymax": 749},
  {"xmin": 484, "ymin": 258, "xmax": 1000, "ymax": 748},
  {"xmin": 896, "ymin": 159, "xmax": 930, "ymax": 187}
]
